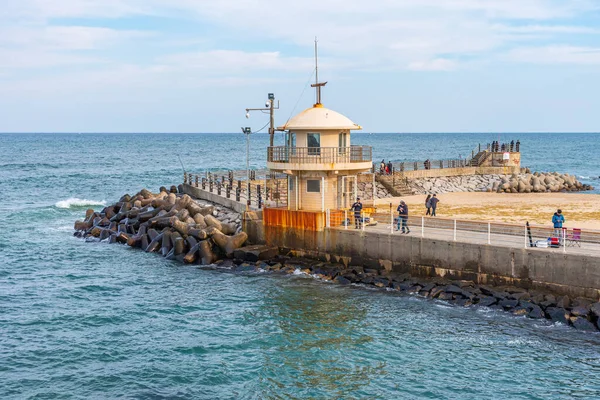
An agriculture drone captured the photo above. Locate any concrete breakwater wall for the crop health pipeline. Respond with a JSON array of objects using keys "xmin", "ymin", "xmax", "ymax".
[
  {"xmin": 408, "ymin": 172, "xmax": 592, "ymax": 195},
  {"xmin": 255, "ymin": 223, "xmax": 600, "ymax": 300},
  {"xmin": 73, "ymin": 186, "xmax": 248, "ymax": 265}
]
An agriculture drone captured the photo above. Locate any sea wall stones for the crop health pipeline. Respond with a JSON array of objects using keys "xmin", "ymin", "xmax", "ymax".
[
  {"xmin": 357, "ymin": 181, "xmax": 392, "ymax": 200},
  {"xmin": 213, "ymin": 254, "xmax": 600, "ymax": 333},
  {"xmin": 73, "ymin": 188, "xmax": 246, "ymax": 265},
  {"xmin": 408, "ymin": 172, "xmax": 593, "ymax": 195}
]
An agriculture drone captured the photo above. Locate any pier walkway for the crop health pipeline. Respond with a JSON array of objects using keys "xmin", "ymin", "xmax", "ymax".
[
  {"xmin": 181, "ymin": 182, "xmax": 600, "ymax": 259},
  {"xmin": 330, "ymin": 213, "xmax": 600, "ymax": 258}
]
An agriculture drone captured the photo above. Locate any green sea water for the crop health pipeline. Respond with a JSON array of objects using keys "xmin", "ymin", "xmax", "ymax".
[{"xmin": 1, "ymin": 132, "xmax": 600, "ymax": 399}]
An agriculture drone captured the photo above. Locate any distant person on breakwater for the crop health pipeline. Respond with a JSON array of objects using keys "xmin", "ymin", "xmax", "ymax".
[
  {"xmin": 380, "ymin": 159, "xmax": 385, "ymax": 175},
  {"xmin": 425, "ymin": 194, "xmax": 432, "ymax": 216},
  {"xmin": 429, "ymin": 194, "xmax": 440, "ymax": 216},
  {"xmin": 396, "ymin": 200, "xmax": 410, "ymax": 234},
  {"xmin": 351, "ymin": 197, "xmax": 363, "ymax": 229},
  {"xmin": 552, "ymin": 209, "xmax": 565, "ymax": 238},
  {"xmin": 387, "ymin": 161, "xmax": 393, "ymax": 175}
]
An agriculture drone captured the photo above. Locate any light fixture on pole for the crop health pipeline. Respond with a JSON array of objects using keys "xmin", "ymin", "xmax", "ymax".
[
  {"xmin": 245, "ymin": 93, "xmax": 280, "ymax": 147},
  {"xmin": 241, "ymin": 127, "xmax": 252, "ymax": 181}
]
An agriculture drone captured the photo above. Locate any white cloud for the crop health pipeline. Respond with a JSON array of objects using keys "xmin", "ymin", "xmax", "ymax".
[
  {"xmin": 408, "ymin": 58, "xmax": 457, "ymax": 71},
  {"xmin": 506, "ymin": 45, "xmax": 600, "ymax": 65}
]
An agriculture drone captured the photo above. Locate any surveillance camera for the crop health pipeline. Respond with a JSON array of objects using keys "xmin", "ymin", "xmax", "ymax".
[
  {"xmin": 265, "ymin": 101, "xmax": 270, "ymax": 107},
  {"xmin": 245, "ymin": 112, "xmax": 250, "ymax": 119}
]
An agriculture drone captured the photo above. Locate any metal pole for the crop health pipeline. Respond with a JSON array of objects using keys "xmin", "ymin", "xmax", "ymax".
[
  {"xmin": 372, "ymin": 173, "xmax": 376, "ymax": 200},
  {"xmin": 269, "ymin": 97, "xmax": 275, "ymax": 147},
  {"xmin": 524, "ymin": 226, "xmax": 528, "ymax": 248},
  {"xmin": 390, "ymin": 203, "xmax": 393, "ymax": 234},
  {"xmin": 361, "ymin": 211, "xmax": 365, "ymax": 231},
  {"xmin": 563, "ymin": 228, "xmax": 566, "ymax": 253},
  {"xmin": 321, "ymin": 176, "xmax": 325, "ymax": 212},
  {"xmin": 246, "ymin": 132, "xmax": 250, "ymax": 182},
  {"xmin": 421, "ymin": 216, "xmax": 424, "ymax": 238},
  {"xmin": 344, "ymin": 210, "xmax": 348, "ymax": 230},
  {"xmin": 453, "ymin": 220, "xmax": 457, "ymax": 241},
  {"xmin": 487, "ymin": 222, "xmax": 491, "ymax": 245}
]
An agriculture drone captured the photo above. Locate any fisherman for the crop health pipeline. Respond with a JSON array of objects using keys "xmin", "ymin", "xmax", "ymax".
[{"xmin": 351, "ymin": 197, "xmax": 363, "ymax": 229}]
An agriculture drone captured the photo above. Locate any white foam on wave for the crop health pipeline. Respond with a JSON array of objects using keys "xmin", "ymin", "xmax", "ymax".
[{"xmin": 55, "ymin": 198, "xmax": 107, "ymax": 209}]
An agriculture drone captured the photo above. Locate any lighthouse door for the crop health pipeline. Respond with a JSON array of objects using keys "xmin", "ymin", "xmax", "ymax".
[{"xmin": 338, "ymin": 175, "xmax": 357, "ymax": 209}]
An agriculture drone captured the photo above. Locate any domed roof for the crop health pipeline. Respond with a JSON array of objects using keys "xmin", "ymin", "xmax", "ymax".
[{"xmin": 278, "ymin": 105, "xmax": 362, "ymax": 131}]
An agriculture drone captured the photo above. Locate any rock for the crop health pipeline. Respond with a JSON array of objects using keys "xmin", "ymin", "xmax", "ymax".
[
  {"xmin": 556, "ymin": 295, "xmax": 571, "ymax": 309},
  {"xmin": 477, "ymin": 296, "xmax": 498, "ymax": 307},
  {"xmin": 499, "ymin": 299, "xmax": 519, "ymax": 310},
  {"xmin": 235, "ymin": 263, "xmax": 257, "ymax": 273},
  {"xmin": 590, "ymin": 302, "xmax": 600, "ymax": 318},
  {"xmin": 212, "ymin": 231, "xmax": 248, "ymax": 257},
  {"xmin": 334, "ymin": 276, "xmax": 351, "ymax": 285},
  {"xmin": 546, "ymin": 307, "xmax": 569, "ymax": 324},
  {"xmin": 198, "ymin": 240, "xmax": 217, "ymax": 265},
  {"xmin": 571, "ymin": 317, "xmax": 597, "ymax": 332},
  {"xmin": 527, "ymin": 305, "xmax": 545, "ymax": 319},
  {"xmin": 570, "ymin": 305, "xmax": 590, "ymax": 317},
  {"xmin": 233, "ymin": 245, "xmax": 279, "ymax": 262},
  {"xmin": 204, "ymin": 214, "xmax": 223, "ymax": 231}
]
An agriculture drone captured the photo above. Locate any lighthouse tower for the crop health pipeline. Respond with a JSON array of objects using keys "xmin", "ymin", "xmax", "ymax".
[{"xmin": 266, "ymin": 42, "xmax": 372, "ymax": 213}]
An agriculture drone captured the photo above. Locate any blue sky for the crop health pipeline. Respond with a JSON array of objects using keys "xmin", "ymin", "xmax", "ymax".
[{"xmin": 1, "ymin": 0, "xmax": 599, "ymax": 133}]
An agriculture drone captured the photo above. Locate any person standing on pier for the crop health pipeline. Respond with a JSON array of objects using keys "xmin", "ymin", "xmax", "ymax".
[
  {"xmin": 396, "ymin": 201, "xmax": 410, "ymax": 234},
  {"xmin": 380, "ymin": 159, "xmax": 385, "ymax": 175},
  {"xmin": 429, "ymin": 194, "xmax": 439, "ymax": 217},
  {"xmin": 425, "ymin": 194, "xmax": 432, "ymax": 216},
  {"xmin": 351, "ymin": 197, "xmax": 363, "ymax": 229},
  {"xmin": 552, "ymin": 209, "xmax": 565, "ymax": 239},
  {"xmin": 387, "ymin": 161, "xmax": 393, "ymax": 175}
]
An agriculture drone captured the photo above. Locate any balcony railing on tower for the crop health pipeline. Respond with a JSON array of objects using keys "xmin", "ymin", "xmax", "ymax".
[{"xmin": 267, "ymin": 146, "xmax": 372, "ymax": 164}]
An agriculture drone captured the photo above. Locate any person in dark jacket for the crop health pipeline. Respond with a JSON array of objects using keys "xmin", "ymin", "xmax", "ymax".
[
  {"xmin": 552, "ymin": 209, "xmax": 565, "ymax": 239},
  {"xmin": 351, "ymin": 198, "xmax": 363, "ymax": 229},
  {"xmin": 425, "ymin": 194, "xmax": 432, "ymax": 216},
  {"xmin": 396, "ymin": 200, "xmax": 410, "ymax": 234},
  {"xmin": 429, "ymin": 194, "xmax": 439, "ymax": 216}
]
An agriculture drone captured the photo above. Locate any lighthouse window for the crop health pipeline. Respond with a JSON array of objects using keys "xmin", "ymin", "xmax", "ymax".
[
  {"xmin": 306, "ymin": 180, "xmax": 321, "ymax": 193},
  {"xmin": 307, "ymin": 133, "xmax": 321, "ymax": 155}
]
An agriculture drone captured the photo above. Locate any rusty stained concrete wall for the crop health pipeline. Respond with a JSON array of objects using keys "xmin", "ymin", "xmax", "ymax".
[{"xmin": 258, "ymin": 224, "xmax": 600, "ymax": 299}]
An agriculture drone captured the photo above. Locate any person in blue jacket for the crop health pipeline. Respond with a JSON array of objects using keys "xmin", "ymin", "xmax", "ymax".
[
  {"xmin": 552, "ymin": 209, "xmax": 565, "ymax": 239},
  {"xmin": 351, "ymin": 198, "xmax": 363, "ymax": 229}
]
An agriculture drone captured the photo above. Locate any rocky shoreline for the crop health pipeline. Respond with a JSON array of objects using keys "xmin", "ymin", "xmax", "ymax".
[
  {"xmin": 408, "ymin": 172, "xmax": 593, "ymax": 195},
  {"xmin": 216, "ymin": 253, "xmax": 600, "ymax": 333},
  {"xmin": 74, "ymin": 186, "xmax": 247, "ymax": 264},
  {"xmin": 75, "ymin": 186, "xmax": 600, "ymax": 334}
]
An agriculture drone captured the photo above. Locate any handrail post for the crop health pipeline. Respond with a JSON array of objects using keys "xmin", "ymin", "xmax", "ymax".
[
  {"xmin": 390, "ymin": 203, "xmax": 393, "ymax": 234},
  {"xmin": 563, "ymin": 228, "xmax": 566, "ymax": 253},
  {"xmin": 524, "ymin": 226, "xmax": 527, "ymax": 248},
  {"xmin": 487, "ymin": 222, "xmax": 491, "ymax": 245},
  {"xmin": 326, "ymin": 209, "xmax": 330, "ymax": 228},
  {"xmin": 453, "ymin": 220, "xmax": 457, "ymax": 241},
  {"xmin": 362, "ymin": 211, "xmax": 365, "ymax": 231},
  {"xmin": 345, "ymin": 210, "xmax": 348, "ymax": 230},
  {"xmin": 421, "ymin": 216, "xmax": 424, "ymax": 237}
]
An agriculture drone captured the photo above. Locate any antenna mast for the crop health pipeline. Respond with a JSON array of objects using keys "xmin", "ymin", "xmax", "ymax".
[{"xmin": 310, "ymin": 37, "xmax": 327, "ymax": 106}]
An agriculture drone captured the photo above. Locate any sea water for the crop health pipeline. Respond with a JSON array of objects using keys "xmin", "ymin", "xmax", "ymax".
[{"xmin": 1, "ymin": 132, "xmax": 600, "ymax": 399}]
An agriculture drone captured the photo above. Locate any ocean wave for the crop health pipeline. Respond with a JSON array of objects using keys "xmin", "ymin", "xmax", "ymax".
[{"xmin": 55, "ymin": 198, "xmax": 106, "ymax": 209}]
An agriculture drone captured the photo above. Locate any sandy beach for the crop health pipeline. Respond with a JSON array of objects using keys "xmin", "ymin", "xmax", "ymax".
[{"xmin": 375, "ymin": 192, "xmax": 600, "ymax": 230}]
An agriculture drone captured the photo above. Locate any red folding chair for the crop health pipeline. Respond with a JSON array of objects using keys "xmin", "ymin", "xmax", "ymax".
[{"xmin": 566, "ymin": 228, "xmax": 581, "ymax": 247}]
